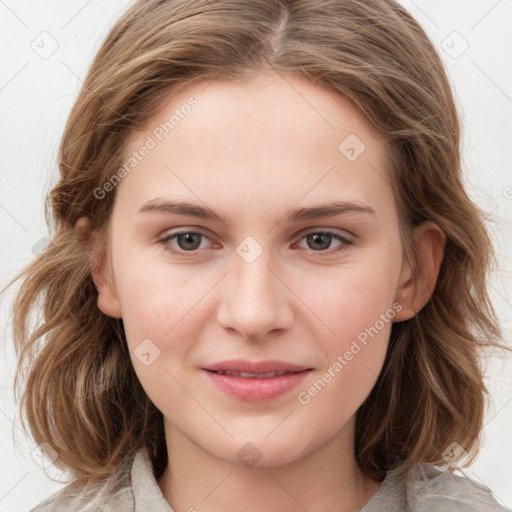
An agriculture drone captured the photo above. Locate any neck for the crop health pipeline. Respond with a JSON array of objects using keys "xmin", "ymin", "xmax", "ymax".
[{"xmin": 157, "ymin": 419, "xmax": 381, "ymax": 512}]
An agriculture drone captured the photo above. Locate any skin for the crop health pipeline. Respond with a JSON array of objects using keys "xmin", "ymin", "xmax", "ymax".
[{"xmin": 79, "ymin": 71, "xmax": 444, "ymax": 512}]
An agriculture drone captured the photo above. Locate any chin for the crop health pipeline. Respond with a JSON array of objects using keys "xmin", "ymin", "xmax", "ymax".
[{"xmin": 213, "ymin": 436, "xmax": 309, "ymax": 469}]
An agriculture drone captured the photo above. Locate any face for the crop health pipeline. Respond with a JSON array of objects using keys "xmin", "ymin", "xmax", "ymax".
[{"xmin": 93, "ymin": 72, "xmax": 417, "ymax": 468}]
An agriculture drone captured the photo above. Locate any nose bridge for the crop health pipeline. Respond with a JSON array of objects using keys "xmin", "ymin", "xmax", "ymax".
[
  {"xmin": 216, "ymin": 235, "xmax": 292, "ymax": 339},
  {"xmin": 234, "ymin": 243, "xmax": 276, "ymax": 300}
]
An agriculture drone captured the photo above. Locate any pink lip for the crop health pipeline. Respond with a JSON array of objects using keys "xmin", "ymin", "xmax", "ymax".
[{"xmin": 200, "ymin": 359, "xmax": 313, "ymax": 401}]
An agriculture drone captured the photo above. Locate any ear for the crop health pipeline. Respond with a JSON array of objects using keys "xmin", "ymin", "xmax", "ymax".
[
  {"xmin": 393, "ymin": 221, "xmax": 445, "ymax": 322},
  {"xmin": 74, "ymin": 217, "xmax": 122, "ymax": 319}
]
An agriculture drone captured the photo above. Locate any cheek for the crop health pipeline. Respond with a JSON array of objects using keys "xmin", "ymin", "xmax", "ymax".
[
  {"xmin": 115, "ymin": 267, "xmax": 200, "ymax": 405},
  {"xmin": 109, "ymin": 249, "xmax": 187, "ymax": 375},
  {"xmin": 112, "ymin": 238, "xmax": 185, "ymax": 328},
  {"xmin": 120, "ymin": 275, "xmax": 191, "ymax": 347},
  {"xmin": 295, "ymin": 256, "xmax": 400, "ymax": 394},
  {"xmin": 295, "ymin": 272, "xmax": 396, "ymax": 428},
  {"xmin": 300, "ymin": 258, "xmax": 400, "ymax": 341}
]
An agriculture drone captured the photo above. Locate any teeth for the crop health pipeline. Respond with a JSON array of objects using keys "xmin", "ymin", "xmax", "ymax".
[{"xmin": 215, "ymin": 370, "xmax": 288, "ymax": 378}]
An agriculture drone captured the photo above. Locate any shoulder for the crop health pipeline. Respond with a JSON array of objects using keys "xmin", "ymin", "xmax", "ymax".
[
  {"xmin": 404, "ymin": 463, "xmax": 511, "ymax": 512},
  {"xmin": 29, "ymin": 482, "xmax": 96, "ymax": 512},
  {"xmin": 362, "ymin": 463, "xmax": 511, "ymax": 512},
  {"xmin": 29, "ymin": 449, "xmax": 139, "ymax": 512}
]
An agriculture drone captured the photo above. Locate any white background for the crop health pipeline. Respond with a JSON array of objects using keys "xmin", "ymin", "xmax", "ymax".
[{"xmin": 1, "ymin": 1, "xmax": 511, "ymax": 510}]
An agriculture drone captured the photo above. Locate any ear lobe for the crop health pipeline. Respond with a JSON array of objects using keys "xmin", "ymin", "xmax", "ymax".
[
  {"xmin": 75, "ymin": 217, "xmax": 123, "ymax": 319},
  {"xmin": 393, "ymin": 221, "xmax": 445, "ymax": 322}
]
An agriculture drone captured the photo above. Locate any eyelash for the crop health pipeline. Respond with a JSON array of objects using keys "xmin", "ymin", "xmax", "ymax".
[{"xmin": 157, "ymin": 229, "xmax": 354, "ymax": 257}]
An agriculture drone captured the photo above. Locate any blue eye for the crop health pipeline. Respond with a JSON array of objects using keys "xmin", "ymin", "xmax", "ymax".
[{"xmin": 157, "ymin": 229, "xmax": 354, "ymax": 257}]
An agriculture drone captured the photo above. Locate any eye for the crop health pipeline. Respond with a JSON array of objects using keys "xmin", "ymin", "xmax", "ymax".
[
  {"xmin": 157, "ymin": 228, "xmax": 354, "ymax": 257},
  {"xmin": 295, "ymin": 230, "xmax": 354, "ymax": 254},
  {"xmin": 158, "ymin": 230, "xmax": 214, "ymax": 256}
]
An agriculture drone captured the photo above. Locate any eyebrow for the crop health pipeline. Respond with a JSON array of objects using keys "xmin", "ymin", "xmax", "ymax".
[{"xmin": 137, "ymin": 198, "xmax": 376, "ymax": 224}]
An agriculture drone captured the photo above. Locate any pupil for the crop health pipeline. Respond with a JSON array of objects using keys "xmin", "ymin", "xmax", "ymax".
[
  {"xmin": 308, "ymin": 233, "xmax": 331, "ymax": 250},
  {"xmin": 178, "ymin": 233, "xmax": 201, "ymax": 250}
]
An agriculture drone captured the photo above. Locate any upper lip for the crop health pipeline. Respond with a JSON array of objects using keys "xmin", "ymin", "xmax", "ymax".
[{"xmin": 203, "ymin": 359, "xmax": 312, "ymax": 374}]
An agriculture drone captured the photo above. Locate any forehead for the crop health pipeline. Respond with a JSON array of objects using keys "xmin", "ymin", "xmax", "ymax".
[{"xmin": 115, "ymin": 72, "xmax": 394, "ymax": 221}]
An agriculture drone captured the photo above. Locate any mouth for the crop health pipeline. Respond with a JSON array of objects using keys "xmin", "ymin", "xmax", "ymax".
[
  {"xmin": 202, "ymin": 358, "xmax": 312, "ymax": 375},
  {"xmin": 205, "ymin": 369, "xmax": 302, "ymax": 379},
  {"xmin": 200, "ymin": 363, "xmax": 313, "ymax": 401}
]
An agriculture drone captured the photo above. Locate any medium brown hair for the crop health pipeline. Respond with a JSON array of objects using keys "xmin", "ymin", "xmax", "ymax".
[{"xmin": 5, "ymin": 0, "xmax": 509, "ymax": 486}]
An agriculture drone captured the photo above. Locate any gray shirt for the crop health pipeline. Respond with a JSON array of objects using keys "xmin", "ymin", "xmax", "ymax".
[{"xmin": 30, "ymin": 446, "xmax": 511, "ymax": 511}]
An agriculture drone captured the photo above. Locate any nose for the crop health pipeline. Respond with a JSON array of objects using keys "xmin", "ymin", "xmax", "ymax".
[{"xmin": 216, "ymin": 246, "xmax": 294, "ymax": 341}]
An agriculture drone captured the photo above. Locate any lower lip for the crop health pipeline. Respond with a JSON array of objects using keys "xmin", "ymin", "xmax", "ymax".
[{"xmin": 201, "ymin": 369, "xmax": 312, "ymax": 401}]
